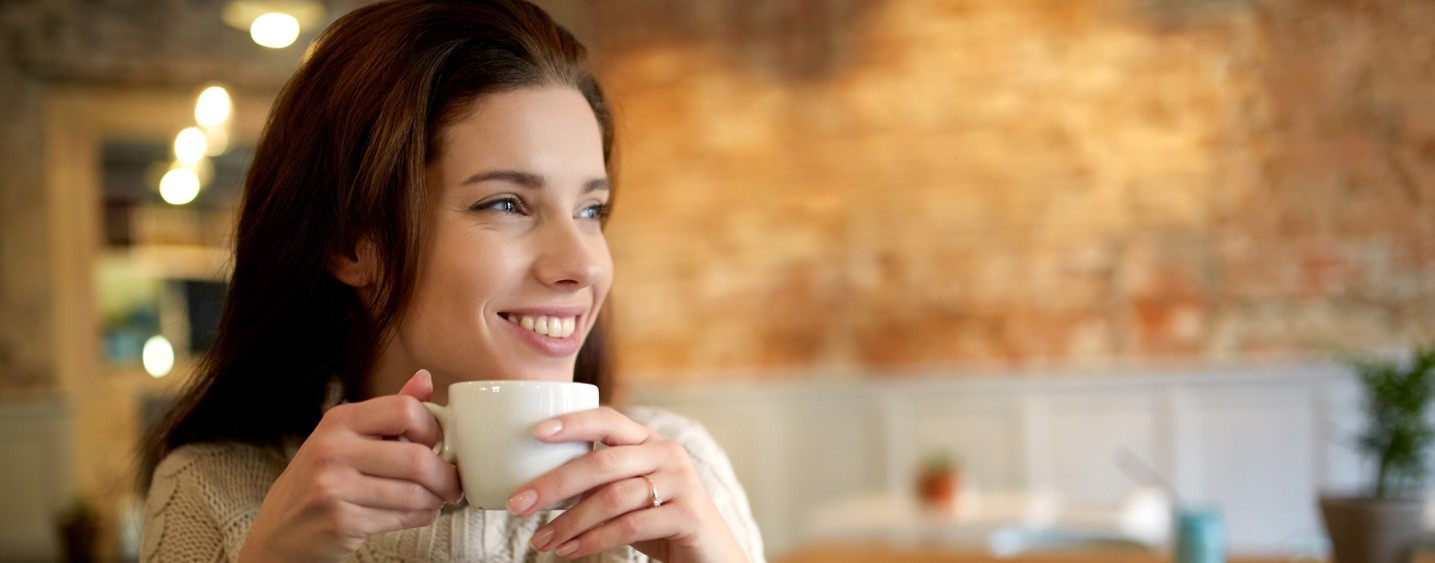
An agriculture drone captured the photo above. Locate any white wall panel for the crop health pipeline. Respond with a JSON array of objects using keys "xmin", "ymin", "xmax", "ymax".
[
  {"xmin": 1193, "ymin": 384, "xmax": 1319, "ymax": 550},
  {"xmin": 783, "ymin": 397, "xmax": 886, "ymax": 510},
  {"xmin": 632, "ymin": 362, "xmax": 1362, "ymax": 559},
  {"xmin": 1317, "ymin": 376, "xmax": 1367, "ymax": 494},
  {"xmin": 1046, "ymin": 390, "xmax": 1160, "ymax": 503}
]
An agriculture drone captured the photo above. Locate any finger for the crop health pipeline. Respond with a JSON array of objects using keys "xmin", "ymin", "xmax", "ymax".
[
  {"xmin": 531, "ymin": 474, "xmax": 679, "ymax": 552},
  {"xmin": 328, "ymin": 394, "xmax": 441, "ymax": 445},
  {"xmin": 342, "ymin": 502, "xmax": 443, "ymax": 537},
  {"xmin": 343, "ymin": 474, "xmax": 449, "ymax": 512},
  {"xmin": 347, "ymin": 440, "xmax": 462, "ymax": 502},
  {"xmin": 509, "ymin": 442, "xmax": 668, "ymax": 517},
  {"xmin": 546, "ymin": 504, "xmax": 687, "ymax": 559},
  {"xmin": 397, "ymin": 369, "xmax": 434, "ymax": 402},
  {"xmin": 533, "ymin": 406, "xmax": 652, "ymax": 447}
]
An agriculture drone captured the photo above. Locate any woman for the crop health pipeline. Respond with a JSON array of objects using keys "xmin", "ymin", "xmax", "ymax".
[{"xmin": 140, "ymin": 1, "xmax": 763, "ymax": 561}]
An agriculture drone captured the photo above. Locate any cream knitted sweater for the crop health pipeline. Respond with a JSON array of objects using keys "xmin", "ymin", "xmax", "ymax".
[{"xmin": 143, "ymin": 405, "xmax": 765, "ymax": 562}]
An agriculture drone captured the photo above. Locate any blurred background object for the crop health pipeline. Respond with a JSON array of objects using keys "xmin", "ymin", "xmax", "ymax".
[{"xmin": 1, "ymin": 0, "xmax": 1433, "ymax": 561}]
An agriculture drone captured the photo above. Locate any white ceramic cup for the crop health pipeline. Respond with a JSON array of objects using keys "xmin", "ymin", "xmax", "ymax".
[{"xmin": 422, "ymin": 380, "xmax": 598, "ymax": 510}]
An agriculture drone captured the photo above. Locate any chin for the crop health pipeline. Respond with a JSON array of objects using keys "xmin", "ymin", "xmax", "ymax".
[
  {"xmin": 482, "ymin": 361, "xmax": 578, "ymax": 382},
  {"xmin": 529, "ymin": 369, "xmax": 579, "ymax": 382}
]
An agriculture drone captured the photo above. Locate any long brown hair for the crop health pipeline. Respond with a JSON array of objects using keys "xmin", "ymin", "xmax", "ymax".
[{"xmin": 142, "ymin": 0, "xmax": 615, "ymax": 488}]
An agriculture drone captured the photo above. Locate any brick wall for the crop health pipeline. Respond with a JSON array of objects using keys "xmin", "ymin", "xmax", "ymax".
[
  {"xmin": 537, "ymin": 0, "xmax": 1435, "ymax": 381},
  {"xmin": 0, "ymin": 62, "xmax": 53, "ymax": 392},
  {"xmin": 4, "ymin": 1, "xmax": 1429, "ymax": 389}
]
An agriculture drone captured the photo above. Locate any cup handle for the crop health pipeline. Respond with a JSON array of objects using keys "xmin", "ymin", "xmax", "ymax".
[{"xmin": 421, "ymin": 402, "xmax": 456, "ymax": 463}]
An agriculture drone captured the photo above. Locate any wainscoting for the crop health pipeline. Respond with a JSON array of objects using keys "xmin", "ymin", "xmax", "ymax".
[
  {"xmin": 0, "ymin": 361, "xmax": 1377, "ymax": 560},
  {"xmin": 633, "ymin": 361, "xmax": 1369, "ymax": 558},
  {"xmin": 0, "ymin": 398, "xmax": 72, "ymax": 561}
]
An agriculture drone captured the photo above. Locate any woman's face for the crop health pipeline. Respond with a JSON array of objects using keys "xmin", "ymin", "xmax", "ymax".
[{"xmin": 371, "ymin": 86, "xmax": 611, "ymax": 401}]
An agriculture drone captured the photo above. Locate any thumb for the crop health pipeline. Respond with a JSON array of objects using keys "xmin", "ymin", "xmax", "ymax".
[{"xmin": 397, "ymin": 369, "xmax": 434, "ymax": 402}]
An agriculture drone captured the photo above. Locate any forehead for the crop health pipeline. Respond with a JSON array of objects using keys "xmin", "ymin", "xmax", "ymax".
[{"xmin": 435, "ymin": 86, "xmax": 605, "ymax": 174}]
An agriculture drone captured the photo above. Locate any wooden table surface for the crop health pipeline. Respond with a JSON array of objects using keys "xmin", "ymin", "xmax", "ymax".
[{"xmin": 773, "ymin": 543, "xmax": 1435, "ymax": 563}]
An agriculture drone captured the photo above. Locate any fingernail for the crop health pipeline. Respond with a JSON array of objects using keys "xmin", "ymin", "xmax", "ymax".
[
  {"xmin": 554, "ymin": 540, "xmax": 579, "ymax": 557},
  {"xmin": 533, "ymin": 419, "xmax": 562, "ymax": 438},
  {"xmin": 530, "ymin": 527, "xmax": 554, "ymax": 551},
  {"xmin": 507, "ymin": 489, "xmax": 537, "ymax": 514}
]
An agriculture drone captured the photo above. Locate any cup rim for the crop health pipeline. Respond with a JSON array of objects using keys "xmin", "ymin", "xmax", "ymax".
[{"xmin": 447, "ymin": 379, "xmax": 596, "ymax": 390}]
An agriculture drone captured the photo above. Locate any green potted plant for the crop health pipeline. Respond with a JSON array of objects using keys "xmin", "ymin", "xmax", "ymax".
[{"xmin": 1321, "ymin": 346, "xmax": 1435, "ymax": 563}]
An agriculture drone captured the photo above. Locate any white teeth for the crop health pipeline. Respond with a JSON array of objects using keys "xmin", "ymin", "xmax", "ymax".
[{"xmin": 504, "ymin": 314, "xmax": 578, "ymax": 339}]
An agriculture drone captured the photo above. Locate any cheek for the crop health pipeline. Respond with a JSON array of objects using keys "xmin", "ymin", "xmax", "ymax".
[
  {"xmin": 593, "ymin": 239, "xmax": 615, "ymax": 299},
  {"xmin": 418, "ymin": 228, "xmax": 516, "ymax": 314},
  {"xmin": 450, "ymin": 247, "xmax": 516, "ymax": 304}
]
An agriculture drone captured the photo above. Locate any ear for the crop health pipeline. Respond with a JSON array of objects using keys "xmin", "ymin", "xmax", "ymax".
[{"xmin": 328, "ymin": 238, "xmax": 379, "ymax": 288}]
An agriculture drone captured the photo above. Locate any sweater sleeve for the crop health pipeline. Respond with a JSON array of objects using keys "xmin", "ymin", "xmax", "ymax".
[
  {"xmin": 142, "ymin": 443, "xmax": 288, "ymax": 563},
  {"xmin": 625, "ymin": 406, "xmax": 767, "ymax": 563}
]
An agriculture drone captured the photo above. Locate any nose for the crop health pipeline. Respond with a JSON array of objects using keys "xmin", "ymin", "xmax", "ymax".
[{"xmin": 532, "ymin": 217, "xmax": 606, "ymax": 289}]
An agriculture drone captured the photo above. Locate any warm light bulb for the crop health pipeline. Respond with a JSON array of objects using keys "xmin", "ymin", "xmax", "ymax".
[
  {"xmin": 184, "ymin": 157, "xmax": 214, "ymax": 187},
  {"xmin": 142, "ymin": 335, "xmax": 175, "ymax": 378},
  {"xmin": 174, "ymin": 127, "xmax": 207, "ymax": 166},
  {"xmin": 250, "ymin": 12, "xmax": 300, "ymax": 49},
  {"xmin": 159, "ymin": 168, "xmax": 201, "ymax": 205},
  {"xmin": 195, "ymin": 86, "xmax": 233, "ymax": 128},
  {"xmin": 202, "ymin": 126, "xmax": 229, "ymax": 156}
]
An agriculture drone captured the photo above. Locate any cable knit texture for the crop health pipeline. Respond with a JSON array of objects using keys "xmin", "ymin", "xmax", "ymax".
[{"xmin": 143, "ymin": 405, "xmax": 765, "ymax": 562}]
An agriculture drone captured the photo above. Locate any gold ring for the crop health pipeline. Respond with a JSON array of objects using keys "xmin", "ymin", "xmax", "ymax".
[{"xmin": 640, "ymin": 474, "xmax": 663, "ymax": 508}]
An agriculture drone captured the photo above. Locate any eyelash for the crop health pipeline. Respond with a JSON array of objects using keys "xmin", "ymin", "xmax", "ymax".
[
  {"xmin": 471, "ymin": 197, "xmax": 610, "ymax": 221},
  {"xmin": 578, "ymin": 203, "xmax": 611, "ymax": 221}
]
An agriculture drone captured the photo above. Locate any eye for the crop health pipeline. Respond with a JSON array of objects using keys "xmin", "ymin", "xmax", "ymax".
[
  {"xmin": 471, "ymin": 196, "xmax": 525, "ymax": 214},
  {"xmin": 577, "ymin": 203, "xmax": 610, "ymax": 221}
]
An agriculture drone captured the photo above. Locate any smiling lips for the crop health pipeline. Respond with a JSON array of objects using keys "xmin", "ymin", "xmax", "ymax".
[{"xmin": 502, "ymin": 313, "xmax": 578, "ymax": 339}]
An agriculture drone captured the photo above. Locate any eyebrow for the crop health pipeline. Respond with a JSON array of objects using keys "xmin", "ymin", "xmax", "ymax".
[{"xmin": 460, "ymin": 170, "xmax": 609, "ymax": 193}]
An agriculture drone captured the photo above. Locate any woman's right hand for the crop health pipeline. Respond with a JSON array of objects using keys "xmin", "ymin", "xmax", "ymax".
[{"xmin": 238, "ymin": 370, "xmax": 462, "ymax": 563}]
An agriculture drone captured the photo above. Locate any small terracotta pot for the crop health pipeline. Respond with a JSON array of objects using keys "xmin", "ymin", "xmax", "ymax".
[
  {"xmin": 1320, "ymin": 494, "xmax": 1425, "ymax": 563},
  {"xmin": 917, "ymin": 467, "xmax": 959, "ymax": 512}
]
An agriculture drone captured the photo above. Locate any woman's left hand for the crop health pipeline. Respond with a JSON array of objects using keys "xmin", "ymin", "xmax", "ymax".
[{"xmin": 506, "ymin": 407, "xmax": 747, "ymax": 563}]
